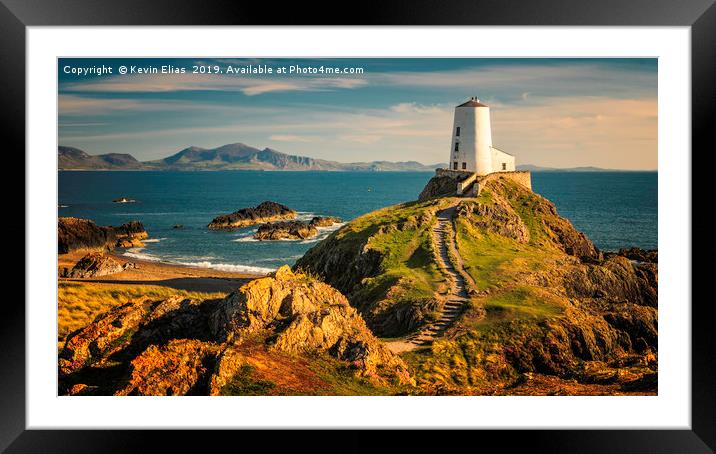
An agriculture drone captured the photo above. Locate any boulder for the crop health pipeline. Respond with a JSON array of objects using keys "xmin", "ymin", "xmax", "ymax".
[
  {"xmin": 210, "ymin": 265, "xmax": 412, "ymax": 384},
  {"xmin": 208, "ymin": 201, "xmax": 296, "ymax": 229},
  {"xmin": 64, "ymin": 252, "xmax": 125, "ymax": 278}
]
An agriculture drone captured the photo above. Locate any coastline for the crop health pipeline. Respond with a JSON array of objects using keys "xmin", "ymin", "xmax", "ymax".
[{"xmin": 58, "ymin": 250, "xmax": 264, "ymax": 293}]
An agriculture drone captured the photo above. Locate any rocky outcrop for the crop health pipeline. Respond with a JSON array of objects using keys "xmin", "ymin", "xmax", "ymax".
[
  {"xmin": 63, "ymin": 252, "xmax": 128, "ymax": 278},
  {"xmin": 309, "ymin": 216, "xmax": 342, "ymax": 227},
  {"xmin": 456, "ymin": 199, "xmax": 530, "ymax": 243},
  {"xmin": 253, "ymin": 216, "xmax": 341, "ymax": 241},
  {"xmin": 607, "ymin": 247, "xmax": 658, "ymax": 263},
  {"xmin": 254, "ymin": 220, "xmax": 318, "ymax": 241},
  {"xmin": 112, "ymin": 197, "xmax": 136, "ymax": 203},
  {"xmin": 59, "ymin": 267, "xmax": 412, "ymax": 395},
  {"xmin": 418, "ymin": 175, "xmax": 463, "ymax": 201},
  {"xmin": 210, "ymin": 266, "xmax": 411, "ymax": 384},
  {"xmin": 58, "ymin": 217, "xmax": 148, "ymax": 254},
  {"xmin": 116, "ymin": 340, "xmax": 220, "ymax": 396},
  {"xmin": 58, "ymin": 217, "xmax": 114, "ymax": 254},
  {"xmin": 113, "ymin": 220, "xmax": 148, "ymax": 248},
  {"xmin": 207, "ymin": 201, "xmax": 296, "ymax": 229},
  {"xmin": 563, "ymin": 255, "xmax": 658, "ymax": 307},
  {"xmin": 59, "ymin": 299, "xmax": 148, "ymax": 376}
]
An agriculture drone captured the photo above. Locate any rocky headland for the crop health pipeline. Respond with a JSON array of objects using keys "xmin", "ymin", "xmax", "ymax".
[
  {"xmin": 58, "ymin": 217, "xmax": 148, "ymax": 254},
  {"xmin": 295, "ymin": 175, "xmax": 658, "ymax": 394},
  {"xmin": 254, "ymin": 216, "xmax": 342, "ymax": 241},
  {"xmin": 207, "ymin": 201, "xmax": 296, "ymax": 230}
]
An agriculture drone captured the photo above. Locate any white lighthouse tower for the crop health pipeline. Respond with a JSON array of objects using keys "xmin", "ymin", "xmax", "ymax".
[{"xmin": 449, "ymin": 97, "xmax": 514, "ymax": 175}]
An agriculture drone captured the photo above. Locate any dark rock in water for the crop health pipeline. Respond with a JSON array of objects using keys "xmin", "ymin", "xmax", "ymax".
[
  {"xmin": 112, "ymin": 220, "xmax": 148, "ymax": 248},
  {"xmin": 207, "ymin": 201, "xmax": 296, "ymax": 230},
  {"xmin": 113, "ymin": 197, "xmax": 136, "ymax": 203},
  {"xmin": 309, "ymin": 216, "xmax": 341, "ymax": 228},
  {"xmin": 58, "ymin": 217, "xmax": 149, "ymax": 254},
  {"xmin": 253, "ymin": 216, "xmax": 341, "ymax": 241},
  {"xmin": 64, "ymin": 252, "xmax": 125, "ymax": 278},
  {"xmin": 606, "ymin": 247, "xmax": 658, "ymax": 264},
  {"xmin": 58, "ymin": 217, "xmax": 114, "ymax": 254},
  {"xmin": 172, "ymin": 224, "xmax": 184, "ymax": 229},
  {"xmin": 254, "ymin": 220, "xmax": 318, "ymax": 241}
]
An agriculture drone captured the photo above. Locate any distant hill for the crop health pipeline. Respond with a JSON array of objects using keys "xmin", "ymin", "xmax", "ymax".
[
  {"xmin": 58, "ymin": 143, "xmax": 444, "ymax": 172},
  {"xmin": 59, "ymin": 146, "xmax": 142, "ymax": 170},
  {"xmin": 516, "ymin": 164, "xmax": 642, "ymax": 172}
]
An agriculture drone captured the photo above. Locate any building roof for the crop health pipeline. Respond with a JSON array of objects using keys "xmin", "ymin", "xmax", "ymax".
[
  {"xmin": 491, "ymin": 146, "xmax": 514, "ymax": 157},
  {"xmin": 457, "ymin": 98, "xmax": 488, "ymax": 108}
]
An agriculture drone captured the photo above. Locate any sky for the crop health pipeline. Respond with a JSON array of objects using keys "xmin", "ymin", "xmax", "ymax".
[{"xmin": 58, "ymin": 58, "xmax": 657, "ymax": 170}]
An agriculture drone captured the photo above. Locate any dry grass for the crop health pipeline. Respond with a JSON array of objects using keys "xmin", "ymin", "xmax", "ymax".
[{"xmin": 58, "ymin": 281, "xmax": 225, "ymax": 344}]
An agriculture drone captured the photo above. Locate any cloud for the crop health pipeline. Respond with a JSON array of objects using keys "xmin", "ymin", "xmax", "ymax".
[
  {"xmin": 339, "ymin": 134, "xmax": 383, "ymax": 144},
  {"xmin": 58, "ymin": 60, "xmax": 657, "ymax": 168},
  {"xmin": 372, "ymin": 63, "xmax": 656, "ymax": 102},
  {"xmin": 62, "ymin": 72, "xmax": 368, "ymax": 96},
  {"xmin": 269, "ymin": 134, "xmax": 322, "ymax": 143},
  {"xmin": 390, "ymin": 102, "xmax": 445, "ymax": 115}
]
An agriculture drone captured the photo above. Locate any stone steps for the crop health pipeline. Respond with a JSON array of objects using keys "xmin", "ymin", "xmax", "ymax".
[{"xmin": 406, "ymin": 205, "xmax": 473, "ymax": 348}]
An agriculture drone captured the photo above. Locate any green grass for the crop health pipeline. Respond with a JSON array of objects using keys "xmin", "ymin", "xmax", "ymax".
[
  {"xmin": 406, "ymin": 286, "xmax": 567, "ymax": 390},
  {"xmin": 220, "ymin": 364, "xmax": 277, "ymax": 396},
  {"xmin": 304, "ymin": 353, "xmax": 415, "ymax": 396},
  {"xmin": 454, "ymin": 217, "xmax": 558, "ymax": 291},
  {"xmin": 333, "ymin": 199, "xmax": 457, "ymax": 328}
]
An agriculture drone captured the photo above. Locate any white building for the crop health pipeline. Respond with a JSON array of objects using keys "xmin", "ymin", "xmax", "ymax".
[{"xmin": 448, "ymin": 97, "xmax": 515, "ymax": 175}]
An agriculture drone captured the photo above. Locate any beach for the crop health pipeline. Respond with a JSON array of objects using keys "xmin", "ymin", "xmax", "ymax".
[{"xmin": 58, "ymin": 250, "xmax": 262, "ymax": 293}]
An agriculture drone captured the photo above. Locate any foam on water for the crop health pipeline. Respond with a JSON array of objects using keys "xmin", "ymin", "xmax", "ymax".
[{"xmin": 174, "ymin": 260, "xmax": 275, "ymax": 275}]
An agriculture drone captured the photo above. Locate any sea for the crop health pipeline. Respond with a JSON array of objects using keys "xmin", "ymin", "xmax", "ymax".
[{"xmin": 58, "ymin": 171, "xmax": 658, "ymax": 274}]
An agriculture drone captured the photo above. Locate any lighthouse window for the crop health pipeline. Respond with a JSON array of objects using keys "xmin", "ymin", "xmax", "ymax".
[
  {"xmin": 462, "ymin": 162, "xmax": 467, "ymax": 170},
  {"xmin": 502, "ymin": 163, "xmax": 507, "ymax": 170},
  {"xmin": 453, "ymin": 162, "xmax": 458, "ymax": 170},
  {"xmin": 456, "ymin": 127, "xmax": 461, "ymax": 136},
  {"xmin": 454, "ymin": 142, "xmax": 459, "ymax": 152}
]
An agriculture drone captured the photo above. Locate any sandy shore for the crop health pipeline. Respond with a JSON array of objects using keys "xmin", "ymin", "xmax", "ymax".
[{"xmin": 58, "ymin": 250, "xmax": 264, "ymax": 293}]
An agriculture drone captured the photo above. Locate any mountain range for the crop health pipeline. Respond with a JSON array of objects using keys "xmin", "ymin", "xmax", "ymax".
[
  {"xmin": 58, "ymin": 144, "xmax": 445, "ymax": 172},
  {"xmin": 58, "ymin": 144, "xmax": 640, "ymax": 172}
]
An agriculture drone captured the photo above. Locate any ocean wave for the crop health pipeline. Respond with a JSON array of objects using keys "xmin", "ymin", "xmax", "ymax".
[
  {"xmin": 122, "ymin": 248, "xmax": 274, "ymax": 274},
  {"xmin": 122, "ymin": 249, "xmax": 162, "ymax": 262},
  {"xmin": 143, "ymin": 237, "xmax": 167, "ymax": 243},
  {"xmin": 111, "ymin": 212, "xmax": 192, "ymax": 216},
  {"xmin": 175, "ymin": 260, "xmax": 275, "ymax": 274},
  {"xmin": 316, "ymin": 222, "xmax": 346, "ymax": 232},
  {"xmin": 233, "ymin": 236, "xmax": 259, "ymax": 242},
  {"xmin": 295, "ymin": 211, "xmax": 317, "ymax": 221},
  {"xmin": 254, "ymin": 254, "xmax": 303, "ymax": 263}
]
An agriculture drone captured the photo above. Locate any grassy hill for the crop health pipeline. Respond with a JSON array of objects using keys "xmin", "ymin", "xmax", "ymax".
[{"xmin": 296, "ymin": 176, "xmax": 658, "ymax": 394}]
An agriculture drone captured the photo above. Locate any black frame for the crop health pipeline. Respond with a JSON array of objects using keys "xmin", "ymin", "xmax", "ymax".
[{"xmin": 4, "ymin": 0, "xmax": 713, "ymax": 452}]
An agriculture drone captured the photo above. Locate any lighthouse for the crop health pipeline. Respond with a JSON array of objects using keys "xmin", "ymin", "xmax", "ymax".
[{"xmin": 449, "ymin": 97, "xmax": 515, "ymax": 176}]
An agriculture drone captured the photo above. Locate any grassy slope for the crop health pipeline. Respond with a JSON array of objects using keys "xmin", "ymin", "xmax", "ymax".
[
  {"xmin": 404, "ymin": 180, "xmax": 574, "ymax": 391},
  {"xmin": 334, "ymin": 199, "xmax": 452, "ymax": 328}
]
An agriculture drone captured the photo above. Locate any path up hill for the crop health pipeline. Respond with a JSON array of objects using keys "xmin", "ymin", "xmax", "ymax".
[{"xmin": 295, "ymin": 175, "xmax": 658, "ymax": 393}]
